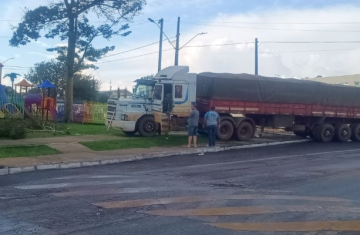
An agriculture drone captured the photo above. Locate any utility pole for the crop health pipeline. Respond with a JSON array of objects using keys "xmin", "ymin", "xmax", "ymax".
[
  {"xmin": 255, "ymin": 38, "xmax": 258, "ymax": 75},
  {"xmin": 158, "ymin": 19, "xmax": 164, "ymax": 72},
  {"xmin": 174, "ymin": 17, "xmax": 180, "ymax": 66}
]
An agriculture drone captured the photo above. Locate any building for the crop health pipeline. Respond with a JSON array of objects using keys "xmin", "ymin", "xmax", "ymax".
[{"xmin": 306, "ymin": 74, "xmax": 360, "ymax": 87}]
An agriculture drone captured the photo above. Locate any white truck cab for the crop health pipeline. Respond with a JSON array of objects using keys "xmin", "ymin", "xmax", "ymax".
[
  {"xmin": 106, "ymin": 78, "xmax": 156, "ymax": 136},
  {"xmin": 107, "ymin": 66, "xmax": 196, "ymax": 136}
]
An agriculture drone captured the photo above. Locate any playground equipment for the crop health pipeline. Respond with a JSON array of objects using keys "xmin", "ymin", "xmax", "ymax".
[
  {"xmin": 37, "ymin": 80, "xmax": 57, "ymax": 120},
  {"xmin": 15, "ymin": 79, "xmax": 34, "ymax": 94}
]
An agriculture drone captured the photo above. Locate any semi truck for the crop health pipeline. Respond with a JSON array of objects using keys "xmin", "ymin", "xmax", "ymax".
[{"xmin": 108, "ymin": 66, "xmax": 360, "ymax": 143}]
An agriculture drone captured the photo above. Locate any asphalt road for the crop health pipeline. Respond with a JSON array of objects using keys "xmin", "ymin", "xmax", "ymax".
[{"xmin": 1, "ymin": 141, "xmax": 360, "ymax": 235}]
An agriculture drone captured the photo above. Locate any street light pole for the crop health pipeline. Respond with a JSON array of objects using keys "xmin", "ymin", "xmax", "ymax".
[
  {"xmin": 174, "ymin": 17, "xmax": 180, "ymax": 66},
  {"xmin": 0, "ymin": 57, "xmax": 15, "ymax": 85},
  {"xmin": 255, "ymin": 38, "xmax": 258, "ymax": 75},
  {"xmin": 158, "ymin": 19, "xmax": 164, "ymax": 72}
]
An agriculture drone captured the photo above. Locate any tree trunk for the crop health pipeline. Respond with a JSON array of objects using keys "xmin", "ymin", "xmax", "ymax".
[{"xmin": 65, "ymin": 15, "xmax": 76, "ymax": 122}]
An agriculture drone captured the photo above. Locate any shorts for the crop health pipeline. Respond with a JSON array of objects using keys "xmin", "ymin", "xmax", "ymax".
[{"xmin": 188, "ymin": 126, "xmax": 198, "ymax": 136}]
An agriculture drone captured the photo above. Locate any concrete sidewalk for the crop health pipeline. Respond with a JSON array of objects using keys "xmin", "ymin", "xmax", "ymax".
[{"xmin": 0, "ymin": 133, "xmax": 310, "ymax": 176}]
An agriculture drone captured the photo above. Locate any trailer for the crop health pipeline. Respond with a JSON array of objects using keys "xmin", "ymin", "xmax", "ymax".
[{"xmin": 152, "ymin": 66, "xmax": 360, "ymax": 143}]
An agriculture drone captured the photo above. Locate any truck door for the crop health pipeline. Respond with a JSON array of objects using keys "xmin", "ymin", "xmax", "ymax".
[{"xmin": 152, "ymin": 84, "xmax": 164, "ymax": 113}]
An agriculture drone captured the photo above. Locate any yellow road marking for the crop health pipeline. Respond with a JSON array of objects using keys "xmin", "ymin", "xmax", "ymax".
[
  {"xmin": 94, "ymin": 194, "xmax": 349, "ymax": 209},
  {"xmin": 146, "ymin": 205, "xmax": 360, "ymax": 216},
  {"xmin": 211, "ymin": 221, "xmax": 360, "ymax": 232}
]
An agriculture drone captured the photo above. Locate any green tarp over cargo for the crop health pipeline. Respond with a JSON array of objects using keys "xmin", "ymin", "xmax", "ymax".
[{"xmin": 196, "ymin": 73, "xmax": 360, "ymax": 107}]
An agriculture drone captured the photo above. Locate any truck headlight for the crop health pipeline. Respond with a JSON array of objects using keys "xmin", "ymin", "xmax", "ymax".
[{"xmin": 121, "ymin": 114, "xmax": 128, "ymax": 121}]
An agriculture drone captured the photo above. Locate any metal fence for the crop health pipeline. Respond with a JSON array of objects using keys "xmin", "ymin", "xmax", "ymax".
[
  {"xmin": 56, "ymin": 101, "xmax": 107, "ymax": 124},
  {"xmin": 0, "ymin": 96, "xmax": 106, "ymax": 124},
  {"xmin": 0, "ymin": 94, "xmax": 25, "ymax": 118}
]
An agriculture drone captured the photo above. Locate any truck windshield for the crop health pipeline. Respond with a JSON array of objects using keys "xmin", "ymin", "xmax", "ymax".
[{"xmin": 133, "ymin": 83, "xmax": 153, "ymax": 99}]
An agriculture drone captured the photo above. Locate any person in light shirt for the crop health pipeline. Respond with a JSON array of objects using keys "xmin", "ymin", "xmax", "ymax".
[{"xmin": 204, "ymin": 106, "xmax": 220, "ymax": 147}]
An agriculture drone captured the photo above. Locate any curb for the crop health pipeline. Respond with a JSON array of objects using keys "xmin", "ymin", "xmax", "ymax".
[{"xmin": 0, "ymin": 139, "xmax": 310, "ymax": 176}]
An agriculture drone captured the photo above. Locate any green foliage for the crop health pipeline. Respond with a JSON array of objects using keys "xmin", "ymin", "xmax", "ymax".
[
  {"xmin": 10, "ymin": 0, "xmax": 146, "ymax": 122},
  {"xmin": 10, "ymin": 0, "xmax": 146, "ymax": 68},
  {"xmin": 0, "ymin": 145, "xmax": 59, "ymax": 159},
  {"xmin": 25, "ymin": 59, "xmax": 100, "ymax": 101},
  {"xmin": 98, "ymin": 93, "xmax": 110, "ymax": 103},
  {"xmin": 0, "ymin": 118, "xmax": 27, "ymax": 139}
]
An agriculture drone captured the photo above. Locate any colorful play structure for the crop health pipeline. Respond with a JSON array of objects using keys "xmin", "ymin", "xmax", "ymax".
[{"xmin": 1, "ymin": 79, "xmax": 107, "ymax": 124}]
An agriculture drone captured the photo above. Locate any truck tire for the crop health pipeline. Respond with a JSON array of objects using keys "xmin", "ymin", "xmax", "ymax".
[
  {"xmin": 311, "ymin": 125, "xmax": 322, "ymax": 141},
  {"xmin": 123, "ymin": 131, "xmax": 136, "ymax": 136},
  {"xmin": 216, "ymin": 120, "xmax": 234, "ymax": 141},
  {"xmin": 351, "ymin": 124, "xmax": 360, "ymax": 141},
  {"xmin": 317, "ymin": 124, "xmax": 335, "ymax": 142},
  {"xmin": 334, "ymin": 124, "xmax": 351, "ymax": 142},
  {"xmin": 235, "ymin": 121, "xmax": 254, "ymax": 141},
  {"xmin": 138, "ymin": 116, "xmax": 158, "ymax": 137}
]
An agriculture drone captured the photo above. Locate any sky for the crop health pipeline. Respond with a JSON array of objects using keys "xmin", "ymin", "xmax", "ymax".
[{"xmin": 1, "ymin": 0, "xmax": 360, "ymax": 90}]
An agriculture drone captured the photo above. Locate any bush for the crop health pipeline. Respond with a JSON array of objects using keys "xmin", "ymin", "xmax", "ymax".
[{"xmin": 0, "ymin": 118, "xmax": 27, "ymax": 139}]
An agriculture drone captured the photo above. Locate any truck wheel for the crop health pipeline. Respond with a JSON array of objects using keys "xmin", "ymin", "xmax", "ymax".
[
  {"xmin": 334, "ymin": 124, "xmax": 351, "ymax": 142},
  {"xmin": 138, "ymin": 116, "xmax": 158, "ymax": 137},
  {"xmin": 351, "ymin": 124, "xmax": 360, "ymax": 141},
  {"xmin": 235, "ymin": 121, "xmax": 254, "ymax": 141},
  {"xmin": 216, "ymin": 120, "xmax": 234, "ymax": 141},
  {"xmin": 318, "ymin": 124, "xmax": 335, "ymax": 142},
  {"xmin": 123, "ymin": 131, "xmax": 136, "ymax": 136},
  {"xmin": 311, "ymin": 125, "xmax": 322, "ymax": 141}
]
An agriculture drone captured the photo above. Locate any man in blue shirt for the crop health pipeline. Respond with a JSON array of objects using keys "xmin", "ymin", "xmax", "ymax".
[{"xmin": 204, "ymin": 107, "xmax": 220, "ymax": 147}]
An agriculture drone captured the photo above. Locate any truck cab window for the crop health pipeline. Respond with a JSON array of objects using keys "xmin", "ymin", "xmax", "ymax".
[
  {"xmin": 175, "ymin": 85, "xmax": 182, "ymax": 99},
  {"xmin": 154, "ymin": 85, "xmax": 162, "ymax": 100}
]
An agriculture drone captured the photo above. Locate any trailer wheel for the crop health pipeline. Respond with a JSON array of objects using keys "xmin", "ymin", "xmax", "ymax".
[
  {"xmin": 334, "ymin": 124, "xmax": 351, "ymax": 142},
  {"xmin": 317, "ymin": 124, "xmax": 335, "ymax": 142},
  {"xmin": 216, "ymin": 120, "xmax": 234, "ymax": 141},
  {"xmin": 138, "ymin": 116, "xmax": 158, "ymax": 137},
  {"xmin": 123, "ymin": 131, "xmax": 136, "ymax": 136},
  {"xmin": 351, "ymin": 124, "xmax": 360, "ymax": 141},
  {"xmin": 235, "ymin": 121, "xmax": 254, "ymax": 141}
]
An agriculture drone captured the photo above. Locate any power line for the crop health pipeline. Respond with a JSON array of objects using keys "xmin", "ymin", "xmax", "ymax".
[
  {"xmin": 4, "ymin": 65, "xmax": 32, "ymax": 68},
  {"xmin": 184, "ymin": 48, "xmax": 359, "ymax": 55},
  {"xmin": 102, "ymin": 37, "xmax": 176, "ymax": 58},
  {"xmin": 184, "ymin": 41, "xmax": 360, "ymax": 48},
  {"xmin": 260, "ymin": 48, "xmax": 359, "ymax": 53},
  {"xmin": 263, "ymin": 41, "xmax": 360, "ymax": 44},
  {"xmin": 185, "ymin": 42, "xmax": 253, "ymax": 48},
  {"xmin": 96, "ymin": 48, "xmax": 173, "ymax": 64},
  {"xmin": 179, "ymin": 20, "xmax": 360, "ymax": 25},
  {"xmin": 181, "ymin": 22, "xmax": 360, "ymax": 33}
]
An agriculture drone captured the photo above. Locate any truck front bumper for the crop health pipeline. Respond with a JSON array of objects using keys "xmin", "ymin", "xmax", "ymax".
[{"xmin": 106, "ymin": 120, "xmax": 136, "ymax": 132}]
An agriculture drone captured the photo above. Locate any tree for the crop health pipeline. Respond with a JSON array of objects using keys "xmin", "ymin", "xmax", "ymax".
[
  {"xmin": 10, "ymin": 0, "xmax": 146, "ymax": 122},
  {"xmin": 25, "ymin": 60, "xmax": 100, "ymax": 101},
  {"xmin": 3, "ymin": 73, "xmax": 21, "ymax": 91},
  {"xmin": 98, "ymin": 93, "xmax": 109, "ymax": 103}
]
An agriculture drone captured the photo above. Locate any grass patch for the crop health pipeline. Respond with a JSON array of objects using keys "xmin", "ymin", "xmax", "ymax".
[
  {"xmin": 0, "ymin": 145, "xmax": 59, "ymax": 158},
  {"xmin": 27, "ymin": 123, "xmax": 123, "ymax": 138},
  {"xmin": 81, "ymin": 135, "xmax": 206, "ymax": 151}
]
